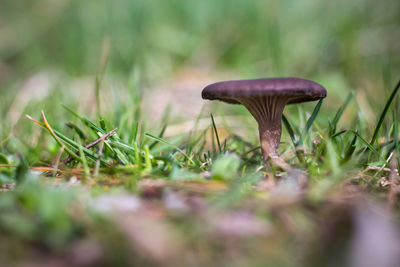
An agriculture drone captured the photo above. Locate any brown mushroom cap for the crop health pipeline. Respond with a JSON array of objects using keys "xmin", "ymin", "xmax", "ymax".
[
  {"xmin": 201, "ymin": 77, "xmax": 327, "ymax": 163},
  {"xmin": 202, "ymin": 77, "xmax": 326, "ymax": 104}
]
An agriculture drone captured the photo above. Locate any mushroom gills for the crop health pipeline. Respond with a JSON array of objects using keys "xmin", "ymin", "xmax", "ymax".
[{"xmin": 236, "ymin": 96, "xmax": 292, "ymax": 161}]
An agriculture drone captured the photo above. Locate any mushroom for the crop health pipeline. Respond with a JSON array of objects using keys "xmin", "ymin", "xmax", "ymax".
[{"xmin": 202, "ymin": 77, "xmax": 327, "ymax": 163}]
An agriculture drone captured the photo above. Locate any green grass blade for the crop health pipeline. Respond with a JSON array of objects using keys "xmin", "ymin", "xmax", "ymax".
[
  {"xmin": 40, "ymin": 111, "xmax": 83, "ymax": 163},
  {"xmin": 370, "ymin": 79, "xmax": 400, "ymax": 146},
  {"xmin": 27, "ymin": 114, "xmax": 109, "ymax": 165},
  {"xmin": 342, "ymin": 131, "xmax": 358, "ymax": 163},
  {"xmin": 63, "ymin": 104, "xmax": 131, "ymax": 164},
  {"xmin": 133, "ymin": 142, "xmax": 142, "ymax": 169},
  {"xmin": 62, "ymin": 104, "xmax": 106, "ymax": 134},
  {"xmin": 150, "ymin": 136, "xmax": 185, "ymax": 154},
  {"xmin": 304, "ymin": 99, "xmax": 323, "ymax": 134},
  {"xmin": 99, "ymin": 118, "xmax": 106, "ymax": 131},
  {"xmin": 186, "ymin": 106, "xmax": 205, "ymax": 156},
  {"xmin": 109, "ymin": 140, "xmax": 135, "ymax": 152},
  {"xmin": 65, "ymin": 122, "xmax": 87, "ymax": 140},
  {"xmin": 331, "ymin": 130, "xmax": 347, "ymax": 138},
  {"xmin": 78, "ymin": 138, "xmax": 90, "ymax": 176},
  {"xmin": 144, "ymin": 145, "xmax": 152, "ymax": 171},
  {"xmin": 149, "ymin": 125, "xmax": 167, "ymax": 149},
  {"xmin": 351, "ymin": 130, "xmax": 382, "ymax": 159},
  {"xmin": 282, "ymin": 114, "xmax": 298, "ymax": 146},
  {"xmin": 282, "ymin": 114, "xmax": 305, "ymax": 163},
  {"xmin": 130, "ymin": 121, "xmax": 139, "ymax": 144},
  {"xmin": 393, "ymin": 110, "xmax": 399, "ymax": 166},
  {"xmin": 298, "ymin": 99, "xmax": 323, "ymax": 145},
  {"xmin": 330, "ymin": 91, "xmax": 355, "ymax": 136},
  {"xmin": 52, "ymin": 129, "xmax": 108, "ymax": 164},
  {"xmin": 144, "ymin": 133, "xmax": 194, "ymax": 164},
  {"xmin": 211, "ymin": 113, "xmax": 222, "ymax": 153}
]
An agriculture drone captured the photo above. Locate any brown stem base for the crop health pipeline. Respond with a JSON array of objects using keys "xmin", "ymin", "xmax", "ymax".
[{"xmin": 259, "ymin": 123, "xmax": 281, "ymax": 162}]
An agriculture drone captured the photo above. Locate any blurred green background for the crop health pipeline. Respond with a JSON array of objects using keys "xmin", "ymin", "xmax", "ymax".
[
  {"xmin": 1, "ymin": 0, "xmax": 399, "ymax": 84},
  {"xmin": 1, "ymin": 0, "xmax": 400, "ymax": 159}
]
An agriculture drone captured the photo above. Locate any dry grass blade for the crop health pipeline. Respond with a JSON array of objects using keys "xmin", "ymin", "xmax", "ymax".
[
  {"xmin": 39, "ymin": 111, "xmax": 83, "ymax": 163},
  {"xmin": 51, "ymin": 145, "xmax": 65, "ymax": 177},
  {"xmin": 25, "ymin": 114, "xmax": 45, "ymax": 127},
  {"xmin": 27, "ymin": 112, "xmax": 82, "ymax": 162},
  {"xmin": 94, "ymin": 137, "xmax": 106, "ymax": 177}
]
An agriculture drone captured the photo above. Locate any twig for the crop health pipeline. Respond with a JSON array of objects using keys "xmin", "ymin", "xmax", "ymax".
[
  {"xmin": 359, "ymin": 166, "xmax": 399, "ymax": 175},
  {"xmin": 1, "ymin": 165, "xmax": 72, "ymax": 173},
  {"xmin": 63, "ymin": 128, "xmax": 118, "ymax": 165},
  {"xmin": 373, "ymin": 152, "xmax": 393, "ymax": 177}
]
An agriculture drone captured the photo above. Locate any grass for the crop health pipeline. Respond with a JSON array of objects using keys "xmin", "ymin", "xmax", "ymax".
[
  {"xmin": 1, "ymin": 76, "xmax": 400, "ymax": 266},
  {"xmin": 1, "ymin": 0, "xmax": 400, "ymax": 266}
]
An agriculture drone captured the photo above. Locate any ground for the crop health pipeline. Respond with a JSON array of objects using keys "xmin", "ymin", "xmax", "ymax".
[{"xmin": 1, "ymin": 0, "xmax": 400, "ymax": 266}]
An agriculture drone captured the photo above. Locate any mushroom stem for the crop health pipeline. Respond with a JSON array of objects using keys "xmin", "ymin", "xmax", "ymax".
[
  {"xmin": 259, "ymin": 121, "xmax": 282, "ymax": 161},
  {"xmin": 237, "ymin": 96, "xmax": 288, "ymax": 163}
]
